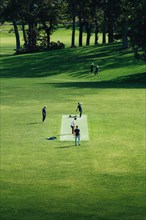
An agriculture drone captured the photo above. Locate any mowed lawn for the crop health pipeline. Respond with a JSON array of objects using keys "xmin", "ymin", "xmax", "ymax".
[{"xmin": 0, "ymin": 29, "xmax": 146, "ymax": 220}]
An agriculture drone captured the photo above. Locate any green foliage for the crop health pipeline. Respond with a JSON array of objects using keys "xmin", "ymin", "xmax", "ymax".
[
  {"xmin": 1, "ymin": 0, "xmax": 146, "ymax": 58},
  {"xmin": 128, "ymin": 0, "xmax": 146, "ymax": 61},
  {"xmin": 15, "ymin": 40, "xmax": 65, "ymax": 55}
]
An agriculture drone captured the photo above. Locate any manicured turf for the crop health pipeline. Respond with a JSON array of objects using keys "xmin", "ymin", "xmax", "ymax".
[{"xmin": 0, "ymin": 28, "xmax": 146, "ymax": 220}]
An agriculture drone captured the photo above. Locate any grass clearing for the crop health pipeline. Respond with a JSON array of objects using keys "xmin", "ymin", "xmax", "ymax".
[{"xmin": 0, "ymin": 30, "xmax": 146, "ymax": 220}]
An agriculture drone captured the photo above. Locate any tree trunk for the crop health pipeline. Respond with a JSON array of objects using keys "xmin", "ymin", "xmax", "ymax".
[
  {"xmin": 86, "ymin": 24, "xmax": 91, "ymax": 46},
  {"xmin": 27, "ymin": 28, "xmax": 37, "ymax": 49},
  {"xmin": 12, "ymin": 20, "xmax": 20, "ymax": 51},
  {"xmin": 22, "ymin": 22, "xmax": 27, "ymax": 47},
  {"xmin": 79, "ymin": 16, "xmax": 84, "ymax": 47},
  {"xmin": 46, "ymin": 29, "xmax": 51, "ymax": 47},
  {"xmin": 41, "ymin": 21, "xmax": 52, "ymax": 48},
  {"xmin": 86, "ymin": 32, "xmax": 90, "ymax": 46},
  {"xmin": 107, "ymin": 13, "xmax": 114, "ymax": 43},
  {"xmin": 122, "ymin": 21, "xmax": 128, "ymax": 49},
  {"xmin": 108, "ymin": 20, "xmax": 114, "ymax": 43},
  {"xmin": 102, "ymin": 12, "xmax": 106, "ymax": 44},
  {"xmin": 94, "ymin": 19, "xmax": 99, "ymax": 45},
  {"xmin": 71, "ymin": 14, "xmax": 76, "ymax": 47}
]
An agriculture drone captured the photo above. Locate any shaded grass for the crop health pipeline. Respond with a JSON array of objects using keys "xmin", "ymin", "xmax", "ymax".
[{"xmin": 0, "ymin": 43, "xmax": 146, "ymax": 86}]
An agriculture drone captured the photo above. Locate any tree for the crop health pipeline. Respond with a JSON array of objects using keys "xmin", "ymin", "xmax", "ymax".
[
  {"xmin": 93, "ymin": 1, "xmax": 102, "ymax": 45},
  {"xmin": 129, "ymin": 0, "xmax": 146, "ymax": 60},
  {"xmin": 115, "ymin": 0, "xmax": 132, "ymax": 49},
  {"xmin": 35, "ymin": 0, "xmax": 62, "ymax": 48},
  {"xmin": 66, "ymin": 0, "xmax": 78, "ymax": 47},
  {"xmin": 77, "ymin": 0, "xmax": 85, "ymax": 47},
  {"xmin": 0, "ymin": 0, "xmax": 21, "ymax": 51},
  {"xmin": 106, "ymin": 0, "xmax": 120, "ymax": 43},
  {"xmin": 84, "ymin": 0, "xmax": 95, "ymax": 46},
  {"xmin": 101, "ymin": 0, "xmax": 108, "ymax": 43}
]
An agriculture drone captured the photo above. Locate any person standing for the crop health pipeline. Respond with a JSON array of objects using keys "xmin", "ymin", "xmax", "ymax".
[
  {"xmin": 90, "ymin": 63, "xmax": 94, "ymax": 73},
  {"xmin": 95, "ymin": 65, "xmax": 99, "ymax": 75},
  {"xmin": 70, "ymin": 119, "xmax": 75, "ymax": 134},
  {"xmin": 76, "ymin": 102, "xmax": 82, "ymax": 117},
  {"xmin": 74, "ymin": 125, "xmax": 80, "ymax": 146},
  {"xmin": 42, "ymin": 105, "xmax": 47, "ymax": 122},
  {"xmin": 70, "ymin": 116, "xmax": 77, "ymax": 134}
]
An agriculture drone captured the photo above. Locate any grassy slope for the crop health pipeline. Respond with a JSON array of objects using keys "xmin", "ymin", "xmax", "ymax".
[
  {"xmin": 0, "ymin": 29, "xmax": 146, "ymax": 220},
  {"xmin": 0, "ymin": 26, "xmax": 105, "ymax": 54}
]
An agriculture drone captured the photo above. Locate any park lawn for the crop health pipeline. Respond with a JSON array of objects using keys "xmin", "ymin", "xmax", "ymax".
[
  {"xmin": 0, "ymin": 33, "xmax": 146, "ymax": 220},
  {"xmin": 0, "ymin": 25, "xmax": 105, "ymax": 55}
]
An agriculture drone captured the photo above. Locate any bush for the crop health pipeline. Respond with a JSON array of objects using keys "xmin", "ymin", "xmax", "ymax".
[
  {"xmin": 48, "ymin": 41, "xmax": 65, "ymax": 50},
  {"xmin": 15, "ymin": 41, "xmax": 65, "ymax": 55}
]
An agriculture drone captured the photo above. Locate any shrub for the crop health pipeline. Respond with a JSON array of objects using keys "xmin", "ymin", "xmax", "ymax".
[{"xmin": 15, "ymin": 41, "xmax": 65, "ymax": 55}]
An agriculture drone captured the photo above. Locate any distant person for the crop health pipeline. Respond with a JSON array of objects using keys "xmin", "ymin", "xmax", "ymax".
[
  {"xmin": 76, "ymin": 102, "xmax": 82, "ymax": 117},
  {"xmin": 90, "ymin": 63, "xmax": 94, "ymax": 73},
  {"xmin": 95, "ymin": 65, "xmax": 99, "ymax": 75},
  {"xmin": 74, "ymin": 125, "xmax": 80, "ymax": 146},
  {"xmin": 42, "ymin": 105, "xmax": 47, "ymax": 122},
  {"xmin": 69, "ymin": 115, "xmax": 77, "ymax": 120}
]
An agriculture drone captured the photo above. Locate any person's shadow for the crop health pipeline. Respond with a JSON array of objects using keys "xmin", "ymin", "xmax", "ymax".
[
  {"xmin": 26, "ymin": 122, "xmax": 42, "ymax": 125},
  {"xmin": 55, "ymin": 145, "xmax": 75, "ymax": 149}
]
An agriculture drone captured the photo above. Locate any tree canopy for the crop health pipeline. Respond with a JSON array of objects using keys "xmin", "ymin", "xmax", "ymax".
[{"xmin": 0, "ymin": 0, "xmax": 145, "ymax": 60}]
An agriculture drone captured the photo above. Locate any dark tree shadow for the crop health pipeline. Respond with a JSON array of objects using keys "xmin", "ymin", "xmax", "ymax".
[
  {"xmin": 1, "ymin": 42, "xmax": 145, "ymax": 81},
  {"xmin": 40, "ymin": 72, "xmax": 146, "ymax": 89},
  {"xmin": 55, "ymin": 145, "xmax": 75, "ymax": 149}
]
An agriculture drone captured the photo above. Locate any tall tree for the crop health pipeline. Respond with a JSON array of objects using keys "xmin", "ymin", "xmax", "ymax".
[
  {"xmin": 84, "ymin": 0, "xmax": 95, "ymax": 46},
  {"xmin": 129, "ymin": 0, "xmax": 146, "ymax": 60},
  {"xmin": 106, "ymin": 0, "xmax": 120, "ymax": 43},
  {"xmin": 66, "ymin": 0, "xmax": 78, "ymax": 47},
  {"xmin": 0, "ymin": 0, "xmax": 21, "ymax": 51},
  {"xmin": 93, "ymin": 2, "xmax": 101, "ymax": 45},
  {"xmin": 117, "ymin": 0, "xmax": 132, "ymax": 49},
  {"xmin": 77, "ymin": 0, "xmax": 85, "ymax": 47},
  {"xmin": 36, "ymin": 0, "xmax": 60, "ymax": 47},
  {"xmin": 101, "ymin": 0, "xmax": 108, "ymax": 43}
]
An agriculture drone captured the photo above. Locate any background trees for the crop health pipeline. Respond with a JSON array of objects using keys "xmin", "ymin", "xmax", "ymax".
[
  {"xmin": 128, "ymin": 0, "xmax": 146, "ymax": 60},
  {"xmin": 0, "ymin": 0, "xmax": 145, "ymax": 60},
  {"xmin": 0, "ymin": 0, "xmax": 22, "ymax": 50}
]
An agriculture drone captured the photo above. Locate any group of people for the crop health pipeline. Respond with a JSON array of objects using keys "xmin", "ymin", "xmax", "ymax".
[
  {"xmin": 90, "ymin": 63, "xmax": 99, "ymax": 75},
  {"xmin": 69, "ymin": 102, "xmax": 82, "ymax": 146},
  {"xmin": 70, "ymin": 120, "xmax": 80, "ymax": 146},
  {"xmin": 42, "ymin": 102, "xmax": 82, "ymax": 146},
  {"xmin": 70, "ymin": 117, "xmax": 80, "ymax": 146}
]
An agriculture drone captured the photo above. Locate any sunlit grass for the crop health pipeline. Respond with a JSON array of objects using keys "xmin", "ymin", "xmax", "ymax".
[
  {"xmin": 0, "ymin": 29, "xmax": 146, "ymax": 220},
  {"xmin": 0, "ymin": 24, "xmax": 106, "ymax": 55}
]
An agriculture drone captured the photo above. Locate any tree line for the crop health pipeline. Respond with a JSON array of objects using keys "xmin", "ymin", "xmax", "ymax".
[{"xmin": 0, "ymin": 0, "xmax": 146, "ymax": 60}]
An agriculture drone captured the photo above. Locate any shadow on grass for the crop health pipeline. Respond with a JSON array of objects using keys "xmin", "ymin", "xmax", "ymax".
[
  {"xmin": 55, "ymin": 145, "xmax": 75, "ymax": 149},
  {"xmin": 0, "ymin": 43, "xmax": 144, "ymax": 79},
  {"xmin": 26, "ymin": 122, "xmax": 42, "ymax": 125},
  {"xmin": 40, "ymin": 72, "xmax": 146, "ymax": 89},
  {"xmin": 59, "ymin": 133, "xmax": 72, "ymax": 136}
]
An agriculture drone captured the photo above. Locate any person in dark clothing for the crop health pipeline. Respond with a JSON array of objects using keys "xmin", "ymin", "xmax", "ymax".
[
  {"xmin": 90, "ymin": 63, "xmax": 94, "ymax": 73},
  {"xmin": 95, "ymin": 65, "xmax": 99, "ymax": 75},
  {"xmin": 76, "ymin": 102, "xmax": 82, "ymax": 117},
  {"xmin": 69, "ymin": 115, "xmax": 77, "ymax": 120},
  {"xmin": 42, "ymin": 105, "xmax": 47, "ymax": 122},
  {"xmin": 74, "ymin": 125, "xmax": 80, "ymax": 146}
]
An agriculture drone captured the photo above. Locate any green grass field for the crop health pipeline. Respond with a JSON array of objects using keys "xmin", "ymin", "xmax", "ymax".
[{"xmin": 0, "ymin": 27, "xmax": 146, "ymax": 220}]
